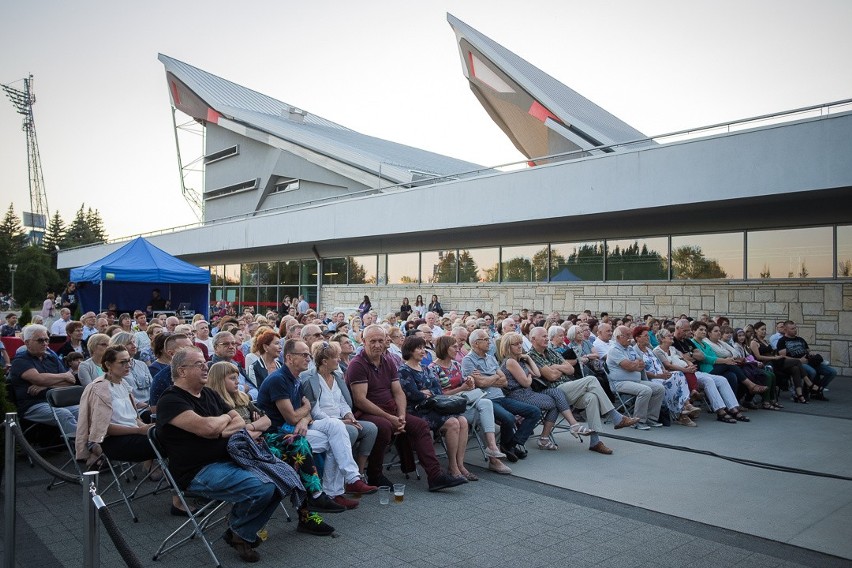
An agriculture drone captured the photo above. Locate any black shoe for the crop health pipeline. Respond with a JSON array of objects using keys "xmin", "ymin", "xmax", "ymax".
[
  {"xmin": 297, "ymin": 511, "xmax": 336, "ymax": 536},
  {"xmin": 223, "ymin": 529, "xmax": 260, "ymax": 562},
  {"xmin": 170, "ymin": 504, "xmax": 197, "ymax": 517},
  {"xmin": 513, "ymin": 444, "xmax": 528, "ymax": 459},
  {"xmin": 367, "ymin": 474, "xmax": 394, "ymax": 488},
  {"xmin": 224, "ymin": 528, "xmax": 261, "ymax": 549},
  {"xmin": 428, "ymin": 473, "xmax": 467, "ymax": 492},
  {"xmin": 811, "ymin": 390, "xmax": 829, "ymax": 401},
  {"xmin": 499, "ymin": 444, "xmax": 519, "ymax": 463},
  {"xmin": 306, "ymin": 492, "xmax": 346, "ymax": 513}
]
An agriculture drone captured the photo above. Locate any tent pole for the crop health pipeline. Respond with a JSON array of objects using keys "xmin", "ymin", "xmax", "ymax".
[{"xmin": 99, "ymin": 283, "xmax": 103, "ymax": 313}]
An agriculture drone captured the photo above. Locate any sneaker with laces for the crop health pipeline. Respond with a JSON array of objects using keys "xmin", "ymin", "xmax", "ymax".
[
  {"xmin": 307, "ymin": 492, "xmax": 346, "ymax": 513},
  {"xmin": 634, "ymin": 422, "xmax": 651, "ymax": 431},
  {"xmin": 297, "ymin": 511, "xmax": 336, "ymax": 536}
]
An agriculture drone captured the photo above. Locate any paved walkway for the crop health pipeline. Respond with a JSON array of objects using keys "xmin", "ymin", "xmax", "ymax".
[{"xmin": 2, "ymin": 379, "xmax": 849, "ymax": 568}]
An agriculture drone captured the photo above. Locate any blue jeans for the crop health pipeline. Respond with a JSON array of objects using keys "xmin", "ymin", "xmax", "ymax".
[
  {"xmin": 187, "ymin": 461, "xmax": 280, "ymax": 543},
  {"xmin": 491, "ymin": 397, "xmax": 541, "ymax": 446},
  {"xmin": 803, "ymin": 362, "xmax": 837, "ymax": 388}
]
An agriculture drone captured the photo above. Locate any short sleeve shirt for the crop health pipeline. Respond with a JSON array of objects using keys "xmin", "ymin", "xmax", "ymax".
[
  {"xmin": 156, "ymin": 386, "xmax": 231, "ymax": 490},
  {"xmin": 776, "ymin": 336, "xmax": 809, "ymax": 359},
  {"xmin": 460, "ymin": 351, "xmax": 503, "ymax": 400},
  {"xmin": 528, "ymin": 346, "xmax": 570, "ymax": 384},
  {"xmin": 9, "ymin": 350, "xmax": 66, "ymax": 414},
  {"xmin": 606, "ymin": 343, "xmax": 642, "ymax": 383},
  {"xmin": 256, "ymin": 365, "xmax": 301, "ymax": 431},
  {"xmin": 344, "ymin": 350, "xmax": 398, "ymax": 409}
]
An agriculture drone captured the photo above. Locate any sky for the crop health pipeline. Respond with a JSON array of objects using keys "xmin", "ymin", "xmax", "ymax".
[{"xmin": 2, "ymin": 0, "xmax": 851, "ymax": 241}]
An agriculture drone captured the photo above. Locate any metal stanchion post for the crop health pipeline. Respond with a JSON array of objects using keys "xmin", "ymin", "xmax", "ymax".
[
  {"xmin": 4, "ymin": 413, "xmax": 18, "ymax": 568},
  {"xmin": 83, "ymin": 470, "xmax": 100, "ymax": 568}
]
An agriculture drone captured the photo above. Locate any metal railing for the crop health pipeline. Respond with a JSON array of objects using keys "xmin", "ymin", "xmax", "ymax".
[{"xmin": 61, "ymin": 97, "xmax": 852, "ymax": 252}]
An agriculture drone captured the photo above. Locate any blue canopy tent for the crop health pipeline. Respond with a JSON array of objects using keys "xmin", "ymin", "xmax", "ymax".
[{"xmin": 70, "ymin": 237, "xmax": 210, "ymax": 318}]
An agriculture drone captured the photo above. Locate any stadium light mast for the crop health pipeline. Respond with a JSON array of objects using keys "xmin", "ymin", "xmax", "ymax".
[{"xmin": 2, "ymin": 74, "xmax": 50, "ymax": 244}]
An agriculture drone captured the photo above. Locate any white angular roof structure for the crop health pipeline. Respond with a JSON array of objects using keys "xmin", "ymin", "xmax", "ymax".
[
  {"xmin": 447, "ymin": 14, "xmax": 656, "ymax": 164},
  {"xmin": 159, "ymin": 53, "xmax": 485, "ymax": 185}
]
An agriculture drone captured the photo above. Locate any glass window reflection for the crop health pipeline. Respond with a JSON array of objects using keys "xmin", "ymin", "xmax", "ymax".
[
  {"xmin": 747, "ymin": 227, "xmax": 832, "ymax": 279},
  {"xmin": 671, "ymin": 233, "xmax": 742, "ymax": 279}
]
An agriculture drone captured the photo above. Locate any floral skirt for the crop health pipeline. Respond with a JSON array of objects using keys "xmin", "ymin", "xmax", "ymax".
[{"xmin": 652, "ymin": 372, "xmax": 690, "ymax": 414}]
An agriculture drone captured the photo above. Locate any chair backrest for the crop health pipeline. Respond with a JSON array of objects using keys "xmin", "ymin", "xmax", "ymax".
[
  {"xmin": 1, "ymin": 336, "xmax": 24, "ymax": 354},
  {"xmin": 46, "ymin": 385, "xmax": 85, "ymax": 409},
  {"xmin": 147, "ymin": 425, "xmax": 168, "ymax": 459}
]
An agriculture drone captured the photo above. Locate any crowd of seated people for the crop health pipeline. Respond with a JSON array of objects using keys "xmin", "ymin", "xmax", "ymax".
[{"xmin": 1, "ymin": 299, "xmax": 842, "ymax": 563}]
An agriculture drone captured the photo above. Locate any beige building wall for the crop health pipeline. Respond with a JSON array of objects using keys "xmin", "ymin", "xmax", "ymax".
[{"xmin": 321, "ymin": 281, "xmax": 852, "ymax": 375}]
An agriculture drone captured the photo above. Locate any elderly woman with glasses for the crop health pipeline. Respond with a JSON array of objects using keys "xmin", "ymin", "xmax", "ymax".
[
  {"xmin": 75, "ymin": 346, "xmax": 188, "ymax": 512},
  {"xmin": 109, "ymin": 332, "xmax": 153, "ymax": 413},
  {"xmin": 78, "ymin": 333, "xmax": 112, "ymax": 386}
]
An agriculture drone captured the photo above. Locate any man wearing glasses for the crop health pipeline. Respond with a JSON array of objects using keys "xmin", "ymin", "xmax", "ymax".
[
  {"xmin": 299, "ymin": 325, "xmax": 325, "ymax": 374},
  {"xmin": 461, "ymin": 328, "xmax": 541, "ymax": 462},
  {"xmin": 8, "ymin": 324, "xmax": 79, "ymax": 435},
  {"xmin": 210, "ymin": 331, "xmax": 256, "ymax": 400}
]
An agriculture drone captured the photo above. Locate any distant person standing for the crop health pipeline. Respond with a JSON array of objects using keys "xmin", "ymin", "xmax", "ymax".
[
  {"xmin": 149, "ymin": 288, "xmax": 167, "ymax": 311},
  {"xmin": 40, "ymin": 292, "xmax": 56, "ymax": 328},
  {"xmin": 297, "ymin": 295, "xmax": 309, "ymax": 315},
  {"xmin": 428, "ymin": 295, "xmax": 444, "ymax": 317},
  {"xmin": 358, "ymin": 295, "xmax": 372, "ymax": 319},
  {"xmin": 60, "ymin": 282, "xmax": 78, "ymax": 314}
]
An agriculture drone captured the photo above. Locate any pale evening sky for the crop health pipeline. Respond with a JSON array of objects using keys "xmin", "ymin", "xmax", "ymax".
[{"xmin": 1, "ymin": 0, "xmax": 850, "ymax": 241}]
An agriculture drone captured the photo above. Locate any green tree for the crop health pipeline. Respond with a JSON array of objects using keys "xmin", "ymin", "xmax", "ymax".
[
  {"xmin": 501, "ymin": 256, "xmax": 535, "ymax": 282},
  {"xmin": 347, "ymin": 258, "xmax": 371, "ymax": 284},
  {"xmin": 86, "ymin": 207, "xmax": 108, "ymax": 243},
  {"xmin": 12, "ymin": 245, "xmax": 62, "ymax": 308},
  {"xmin": 555, "ymin": 243, "xmax": 605, "ymax": 280},
  {"xmin": 671, "ymin": 245, "xmax": 728, "ymax": 279},
  {"xmin": 839, "ymin": 260, "xmax": 851, "ymax": 277},
  {"xmin": 0, "ymin": 204, "xmax": 28, "ymax": 293},
  {"xmin": 532, "ymin": 246, "xmax": 555, "ymax": 281},
  {"xmin": 42, "ymin": 211, "xmax": 66, "ymax": 254},
  {"xmin": 457, "ymin": 250, "xmax": 480, "ymax": 283},
  {"xmin": 606, "ymin": 241, "xmax": 667, "ymax": 280},
  {"xmin": 62, "ymin": 205, "xmax": 94, "ymax": 248},
  {"xmin": 429, "ymin": 251, "xmax": 457, "ymax": 283}
]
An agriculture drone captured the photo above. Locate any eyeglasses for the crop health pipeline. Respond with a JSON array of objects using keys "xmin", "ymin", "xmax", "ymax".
[
  {"xmin": 32, "ymin": 337, "xmax": 50, "ymax": 344},
  {"xmin": 115, "ymin": 359, "xmax": 132, "ymax": 366},
  {"xmin": 289, "ymin": 352, "xmax": 311, "ymax": 358},
  {"xmin": 180, "ymin": 361, "xmax": 208, "ymax": 370},
  {"xmin": 217, "ymin": 341, "xmax": 237, "ymax": 347}
]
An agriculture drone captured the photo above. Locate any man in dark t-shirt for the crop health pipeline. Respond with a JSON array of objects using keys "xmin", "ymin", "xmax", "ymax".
[
  {"xmin": 777, "ymin": 321, "xmax": 836, "ymax": 398},
  {"xmin": 156, "ymin": 347, "xmax": 278, "ymax": 561}
]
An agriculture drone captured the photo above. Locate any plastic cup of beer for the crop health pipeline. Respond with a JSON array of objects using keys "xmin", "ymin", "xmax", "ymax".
[
  {"xmin": 378, "ymin": 486, "xmax": 390, "ymax": 505},
  {"xmin": 393, "ymin": 483, "xmax": 405, "ymax": 503}
]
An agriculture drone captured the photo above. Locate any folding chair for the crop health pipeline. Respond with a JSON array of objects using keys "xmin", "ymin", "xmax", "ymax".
[
  {"xmin": 45, "ymin": 386, "xmax": 85, "ymax": 489},
  {"xmin": 147, "ymin": 426, "xmax": 229, "ymax": 567},
  {"xmin": 5, "ymin": 381, "xmax": 64, "ymax": 466},
  {"xmin": 604, "ymin": 362, "xmax": 637, "ymax": 419}
]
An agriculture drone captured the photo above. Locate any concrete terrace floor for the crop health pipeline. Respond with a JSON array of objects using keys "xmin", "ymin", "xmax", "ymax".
[{"xmin": 1, "ymin": 379, "xmax": 850, "ymax": 568}]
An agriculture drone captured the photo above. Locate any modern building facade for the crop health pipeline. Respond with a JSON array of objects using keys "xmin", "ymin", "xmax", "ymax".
[{"xmin": 58, "ymin": 15, "xmax": 852, "ymax": 373}]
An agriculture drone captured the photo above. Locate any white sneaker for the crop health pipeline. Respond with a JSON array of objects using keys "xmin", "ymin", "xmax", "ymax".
[
  {"xmin": 647, "ymin": 420, "xmax": 663, "ymax": 428},
  {"xmin": 634, "ymin": 422, "xmax": 651, "ymax": 431}
]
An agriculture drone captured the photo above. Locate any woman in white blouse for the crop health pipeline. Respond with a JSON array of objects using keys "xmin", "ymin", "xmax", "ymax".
[{"xmin": 300, "ymin": 341, "xmax": 377, "ymax": 477}]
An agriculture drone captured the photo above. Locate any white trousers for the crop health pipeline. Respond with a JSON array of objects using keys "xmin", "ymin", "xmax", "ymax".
[
  {"xmin": 306, "ymin": 417, "xmax": 361, "ymax": 497},
  {"xmin": 695, "ymin": 372, "xmax": 739, "ymax": 411}
]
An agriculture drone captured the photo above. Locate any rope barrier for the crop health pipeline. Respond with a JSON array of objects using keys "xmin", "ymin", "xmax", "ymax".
[
  {"xmin": 9, "ymin": 418, "xmax": 81, "ymax": 484},
  {"xmin": 90, "ymin": 484, "xmax": 144, "ymax": 568}
]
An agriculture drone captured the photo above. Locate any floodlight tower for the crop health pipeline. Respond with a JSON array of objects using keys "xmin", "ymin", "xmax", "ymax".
[{"xmin": 2, "ymin": 74, "xmax": 50, "ymax": 243}]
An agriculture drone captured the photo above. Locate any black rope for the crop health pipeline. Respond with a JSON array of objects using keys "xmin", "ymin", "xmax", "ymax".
[
  {"xmin": 600, "ymin": 431, "xmax": 852, "ymax": 481},
  {"xmin": 9, "ymin": 421, "xmax": 81, "ymax": 484},
  {"xmin": 92, "ymin": 495, "xmax": 144, "ymax": 568}
]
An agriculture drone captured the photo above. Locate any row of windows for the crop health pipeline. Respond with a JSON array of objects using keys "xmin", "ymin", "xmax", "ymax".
[{"xmin": 202, "ymin": 225, "xmax": 852, "ymax": 291}]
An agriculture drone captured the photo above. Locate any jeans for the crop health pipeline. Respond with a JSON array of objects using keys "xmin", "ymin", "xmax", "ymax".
[
  {"xmin": 802, "ymin": 362, "xmax": 837, "ymax": 388},
  {"xmin": 490, "ymin": 396, "xmax": 541, "ymax": 446},
  {"xmin": 24, "ymin": 402, "xmax": 78, "ymax": 437},
  {"xmin": 187, "ymin": 461, "xmax": 280, "ymax": 544}
]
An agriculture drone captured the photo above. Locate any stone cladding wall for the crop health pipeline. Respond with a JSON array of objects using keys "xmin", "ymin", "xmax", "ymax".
[{"xmin": 322, "ymin": 281, "xmax": 852, "ymax": 375}]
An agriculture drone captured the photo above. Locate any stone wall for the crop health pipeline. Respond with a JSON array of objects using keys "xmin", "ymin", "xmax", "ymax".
[{"xmin": 321, "ymin": 281, "xmax": 852, "ymax": 375}]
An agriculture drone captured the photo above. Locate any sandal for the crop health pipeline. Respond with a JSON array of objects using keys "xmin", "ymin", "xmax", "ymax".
[
  {"xmin": 537, "ymin": 437, "xmax": 558, "ymax": 451},
  {"xmin": 462, "ymin": 471, "xmax": 479, "ymax": 482},
  {"xmin": 792, "ymin": 394, "xmax": 808, "ymax": 404},
  {"xmin": 569, "ymin": 424, "xmax": 594, "ymax": 438},
  {"xmin": 716, "ymin": 413, "xmax": 737, "ymax": 424},
  {"xmin": 733, "ymin": 412, "xmax": 750, "ymax": 422}
]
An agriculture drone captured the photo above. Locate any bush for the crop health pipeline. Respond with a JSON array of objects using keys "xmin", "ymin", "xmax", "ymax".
[{"xmin": 19, "ymin": 304, "xmax": 32, "ymax": 327}]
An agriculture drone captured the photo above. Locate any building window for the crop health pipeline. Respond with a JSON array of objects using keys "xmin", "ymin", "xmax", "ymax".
[
  {"xmin": 272, "ymin": 178, "xmax": 300, "ymax": 194},
  {"xmin": 387, "ymin": 252, "xmax": 420, "ymax": 284},
  {"xmin": 258, "ymin": 287, "xmax": 278, "ymax": 311},
  {"xmin": 421, "ymin": 250, "xmax": 457, "ymax": 283},
  {"xmin": 348, "ymin": 255, "xmax": 377, "ymax": 284},
  {"xmin": 322, "ymin": 258, "xmax": 347, "ymax": 285},
  {"xmin": 605, "ymin": 238, "xmax": 668, "ymax": 281},
  {"xmin": 206, "ymin": 179, "xmax": 258, "ymax": 200},
  {"xmin": 224, "ymin": 264, "xmax": 241, "ymax": 286},
  {"xmin": 204, "ymin": 145, "xmax": 239, "ymax": 165},
  {"xmin": 747, "ymin": 226, "xmax": 833, "ymax": 279},
  {"xmin": 550, "ymin": 241, "xmax": 604, "ymax": 281},
  {"xmin": 278, "ymin": 261, "xmax": 300, "ymax": 285},
  {"xmin": 458, "ymin": 248, "xmax": 499, "ymax": 283},
  {"xmin": 210, "ymin": 265, "xmax": 225, "ymax": 287},
  {"xmin": 500, "ymin": 244, "xmax": 548, "ymax": 282},
  {"xmin": 301, "ymin": 260, "xmax": 317, "ymax": 286},
  {"xmin": 838, "ymin": 225, "xmax": 852, "ymax": 278},
  {"xmin": 671, "ymin": 233, "xmax": 743, "ymax": 280}
]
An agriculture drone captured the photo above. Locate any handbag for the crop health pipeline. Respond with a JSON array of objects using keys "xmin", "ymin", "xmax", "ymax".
[
  {"xmin": 806, "ymin": 353, "xmax": 824, "ymax": 368},
  {"xmin": 416, "ymin": 394, "xmax": 467, "ymax": 415}
]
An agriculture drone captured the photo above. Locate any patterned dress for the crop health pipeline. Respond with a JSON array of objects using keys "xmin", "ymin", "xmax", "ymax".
[
  {"xmin": 639, "ymin": 347, "xmax": 689, "ymax": 414},
  {"xmin": 399, "ymin": 363, "xmax": 459, "ymax": 433},
  {"xmin": 500, "ymin": 359, "xmax": 571, "ymax": 423}
]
